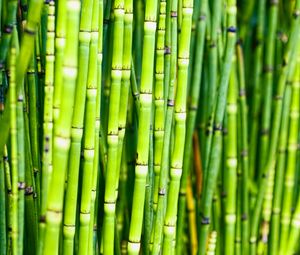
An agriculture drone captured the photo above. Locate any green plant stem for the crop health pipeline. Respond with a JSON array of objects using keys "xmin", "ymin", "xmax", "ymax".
[{"xmin": 127, "ymin": 0, "xmax": 158, "ymax": 254}]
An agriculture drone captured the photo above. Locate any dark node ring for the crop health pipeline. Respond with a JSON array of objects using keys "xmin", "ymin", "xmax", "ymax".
[
  {"xmin": 241, "ymin": 213, "xmax": 248, "ymax": 221},
  {"xmin": 18, "ymin": 182, "xmax": 26, "ymax": 190},
  {"xmin": 239, "ymin": 89, "xmax": 246, "ymax": 97},
  {"xmin": 263, "ymin": 65, "xmax": 273, "ymax": 73},
  {"xmin": 282, "ymin": 58, "xmax": 288, "ymax": 67},
  {"xmin": 167, "ymin": 99, "xmax": 174, "ymax": 107},
  {"xmin": 227, "ymin": 26, "xmax": 237, "ymax": 33},
  {"xmin": 159, "ymin": 188, "xmax": 166, "ymax": 195},
  {"xmin": 3, "ymin": 155, "xmax": 8, "ymax": 161},
  {"xmin": 24, "ymin": 27, "xmax": 36, "ymax": 35},
  {"xmin": 209, "ymin": 42, "xmax": 216, "ymax": 48},
  {"xmin": 104, "ymin": 19, "xmax": 110, "ymax": 25},
  {"xmin": 221, "ymin": 191, "xmax": 227, "ymax": 198},
  {"xmin": 164, "ymin": 46, "xmax": 171, "ymax": 54},
  {"xmin": 241, "ymin": 149, "xmax": 248, "ymax": 157},
  {"xmin": 17, "ymin": 96, "xmax": 24, "ymax": 102},
  {"xmin": 262, "ymin": 173, "xmax": 269, "ymax": 179},
  {"xmin": 4, "ymin": 24, "xmax": 13, "ymax": 34},
  {"xmin": 260, "ymin": 128, "xmax": 269, "ymax": 135},
  {"xmin": 40, "ymin": 215, "xmax": 46, "ymax": 223},
  {"xmin": 236, "ymin": 38, "xmax": 243, "ymax": 45},
  {"xmin": 293, "ymin": 10, "xmax": 300, "ymax": 18},
  {"xmin": 201, "ymin": 216, "xmax": 210, "ymax": 225},
  {"xmin": 270, "ymin": 0, "xmax": 279, "ymax": 5},
  {"xmin": 223, "ymin": 128, "xmax": 228, "ymax": 135},
  {"xmin": 171, "ymin": 11, "xmax": 178, "ymax": 17},
  {"xmin": 25, "ymin": 186, "xmax": 34, "ymax": 195},
  {"xmin": 213, "ymin": 125, "xmax": 223, "ymax": 132},
  {"xmin": 205, "ymin": 129, "xmax": 213, "ymax": 135},
  {"xmin": 199, "ymin": 14, "xmax": 206, "ymax": 21}
]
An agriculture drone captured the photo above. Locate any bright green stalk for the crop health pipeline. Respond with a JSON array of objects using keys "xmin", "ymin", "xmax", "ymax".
[
  {"xmin": 285, "ymin": 194, "xmax": 300, "ymax": 255},
  {"xmin": 115, "ymin": 0, "xmax": 133, "ymax": 198},
  {"xmin": 62, "ymin": 0, "xmax": 94, "ymax": 252},
  {"xmin": 153, "ymin": 0, "xmax": 166, "ymax": 215},
  {"xmin": 38, "ymin": 2, "xmax": 55, "ymax": 254},
  {"xmin": 9, "ymin": 46, "xmax": 18, "ymax": 255},
  {"xmin": 88, "ymin": 1, "xmax": 104, "ymax": 253},
  {"xmin": 27, "ymin": 55, "xmax": 40, "ymax": 208},
  {"xmin": 52, "ymin": 0, "xmax": 67, "ymax": 120},
  {"xmin": 249, "ymin": 2, "xmax": 300, "ymax": 253},
  {"xmin": 143, "ymin": 118, "xmax": 154, "ymax": 255},
  {"xmin": 198, "ymin": 0, "xmax": 237, "ymax": 253},
  {"xmin": 236, "ymin": 43, "xmax": 250, "ymax": 255},
  {"xmin": 0, "ymin": 0, "xmax": 18, "ymax": 64},
  {"xmin": 103, "ymin": 0, "xmax": 125, "ymax": 254},
  {"xmin": 249, "ymin": 0, "xmax": 266, "ymax": 180},
  {"xmin": 268, "ymin": 61, "xmax": 293, "ymax": 255},
  {"xmin": 152, "ymin": 0, "xmax": 176, "ymax": 253},
  {"xmin": 278, "ymin": 46, "xmax": 300, "ymax": 255},
  {"xmin": 127, "ymin": 0, "xmax": 158, "ymax": 254},
  {"xmin": 176, "ymin": 0, "xmax": 207, "ymax": 253},
  {"xmin": 24, "ymin": 114, "xmax": 38, "ymax": 255},
  {"xmin": 162, "ymin": 0, "xmax": 193, "ymax": 253},
  {"xmin": 163, "ymin": 0, "xmax": 171, "ymax": 113},
  {"xmin": 203, "ymin": 0, "xmax": 222, "ymax": 177},
  {"xmin": 133, "ymin": 0, "xmax": 144, "ymax": 83},
  {"xmin": 43, "ymin": 1, "xmax": 80, "ymax": 253},
  {"xmin": 258, "ymin": 0, "xmax": 278, "ymax": 177},
  {"xmin": 223, "ymin": 54, "xmax": 237, "ymax": 255},
  {"xmin": 0, "ymin": 156, "xmax": 5, "ymax": 255},
  {"xmin": 78, "ymin": 0, "xmax": 99, "ymax": 252}
]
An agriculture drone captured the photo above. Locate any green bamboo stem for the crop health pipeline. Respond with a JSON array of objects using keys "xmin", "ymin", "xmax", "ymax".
[
  {"xmin": 0, "ymin": 0, "xmax": 18, "ymax": 65},
  {"xmin": 162, "ymin": 0, "xmax": 193, "ymax": 253},
  {"xmin": 127, "ymin": 0, "xmax": 158, "ymax": 253},
  {"xmin": 38, "ymin": 2, "xmax": 55, "ymax": 254},
  {"xmin": 223, "ymin": 53, "xmax": 237, "ymax": 255},
  {"xmin": 88, "ymin": 1, "xmax": 104, "ymax": 253},
  {"xmin": 198, "ymin": 0, "xmax": 237, "ymax": 253},
  {"xmin": 153, "ymin": 0, "xmax": 166, "ymax": 215},
  {"xmin": 203, "ymin": 0, "xmax": 222, "ymax": 178},
  {"xmin": 278, "ymin": 45, "xmax": 300, "ymax": 255},
  {"xmin": 43, "ymin": 1, "xmax": 80, "ymax": 253},
  {"xmin": 143, "ymin": 117, "xmax": 154, "ymax": 255},
  {"xmin": 236, "ymin": 43, "xmax": 250, "ymax": 255},
  {"xmin": 103, "ymin": 1, "xmax": 125, "ymax": 254},
  {"xmin": 268, "ymin": 58, "xmax": 293, "ymax": 255},
  {"xmin": 249, "ymin": 2, "xmax": 300, "ymax": 253},
  {"xmin": 24, "ymin": 114, "xmax": 39, "ymax": 255},
  {"xmin": 115, "ymin": 0, "xmax": 133, "ymax": 198},
  {"xmin": 62, "ymin": 0, "xmax": 94, "ymax": 251},
  {"xmin": 249, "ymin": 0, "xmax": 266, "ymax": 180},
  {"xmin": 27, "ymin": 54, "xmax": 40, "ymax": 208},
  {"xmin": 78, "ymin": 0, "xmax": 99, "ymax": 252},
  {"xmin": 176, "ymin": 0, "xmax": 207, "ymax": 253},
  {"xmin": 152, "ymin": 0, "xmax": 176, "ymax": 252},
  {"xmin": 285, "ymin": 194, "xmax": 300, "ymax": 255},
  {"xmin": 9, "ymin": 46, "xmax": 18, "ymax": 255},
  {"xmin": 52, "ymin": 0, "xmax": 67, "ymax": 121},
  {"xmin": 258, "ymin": 0, "xmax": 278, "ymax": 178}
]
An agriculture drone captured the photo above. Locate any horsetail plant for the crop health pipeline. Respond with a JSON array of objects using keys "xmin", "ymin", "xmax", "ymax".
[{"xmin": 0, "ymin": 1, "xmax": 300, "ymax": 255}]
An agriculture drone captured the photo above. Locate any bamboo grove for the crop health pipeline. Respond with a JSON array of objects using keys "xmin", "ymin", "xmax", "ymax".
[{"xmin": 1, "ymin": 0, "xmax": 300, "ymax": 254}]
